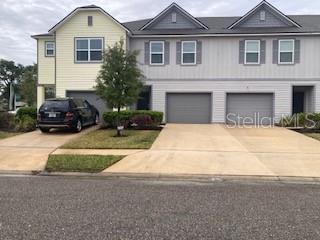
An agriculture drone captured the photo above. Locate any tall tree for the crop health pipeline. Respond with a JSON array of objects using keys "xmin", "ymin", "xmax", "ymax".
[
  {"xmin": 19, "ymin": 64, "xmax": 37, "ymax": 106},
  {"xmin": 96, "ymin": 40, "xmax": 144, "ymax": 136},
  {"xmin": 0, "ymin": 59, "xmax": 24, "ymax": 109}
]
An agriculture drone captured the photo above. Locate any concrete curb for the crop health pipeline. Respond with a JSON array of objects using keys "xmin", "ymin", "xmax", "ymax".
[{"xmin": 1, "ymin": 170, "xmax": 320, "ymax": 184}]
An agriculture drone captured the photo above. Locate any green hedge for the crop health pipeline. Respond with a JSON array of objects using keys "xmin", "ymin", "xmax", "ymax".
[
  {"xmin": 16, "ymin": 107, "xmax": 37, "ymax": 121},
  {"xmin": 103, "ymin": 110, "xmax": 163, "ymax": 128},
  {"xmin": 279, "ymin": 113, "xmax": 320, "ymax": 129},
  {"xmin": 0, "ymin": 112, "xmax": 15, "ymax": 130}
]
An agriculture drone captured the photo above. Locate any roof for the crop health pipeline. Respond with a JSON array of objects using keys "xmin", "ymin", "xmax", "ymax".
[
  {"xmin": 140, "ymin": 2, "xmax": 208, "ymax": 30},
  {"xmin": 123, "ymin": 15, "xmax": 320, "ymax": 36},
  {"xmin": 228, "ymin": 0, "xmax": 301, "ymax": 29},
  {"xmin": 31, "ymin": 33, "xmax": 54, "ymax": 39},
  {"xmin": 48, "ymin": 5, "xmax": 130, "ymax": 34}
]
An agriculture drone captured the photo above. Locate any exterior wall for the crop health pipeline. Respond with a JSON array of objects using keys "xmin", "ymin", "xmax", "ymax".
[
  {"xmin": 238, "ymin": 7, "xmax": 289, "ymax": 28},
  {"xmin": 148, "ymin": 80, "xmax": 320, "ymax": 123},
  {"xmin": 37, "ymin": 86, "xmax": 45, "ymax": 109},
  {"xmin": 38, "ymin": 38, "xmax": 55, "ymax": 85},
  {"xmin": 151, "ymin": 9, "xmax": 197, "ymax": 29},
  {"xmin": 131, "ymin": 36, "xmax": 320, "ymax": 79},
  {"xmin": 55, "ymin": 10, "xmax": 127, "ymax": 98}
]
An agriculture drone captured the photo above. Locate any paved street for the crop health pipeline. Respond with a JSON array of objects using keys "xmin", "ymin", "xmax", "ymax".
[{"xmin": 0, "ymin": 176, "xmax": 320, "ymax": 240}]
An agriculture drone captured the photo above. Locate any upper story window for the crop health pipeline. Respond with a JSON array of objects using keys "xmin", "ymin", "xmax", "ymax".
[
  {"xmin": 88, "ymin": 16, "xmax": 93, "ymax": 26},
  {"xmin": 278, "ymin": 39, "xmax": 294, "ymax": 64},
  {"xmin": 260, "ymin": 11, "xmax": 266, "ymax": 21},
  {"xmin": 150, "ymin": 41, "xmax": 164, "ymax": 65},
  {"xmin": 182, "ymin": 41, "xmax": 196, "ymax": 65},
  {"xmin": 245, "ymin": 40, "xmax": 260, "ymax": 64},
  {"xmin": 45, "ymin": 42, "xmax": 55, "ymax": 57},
  {"xmin": 75, "ymin": 38, "xmax": 103, "ymax": 63}
]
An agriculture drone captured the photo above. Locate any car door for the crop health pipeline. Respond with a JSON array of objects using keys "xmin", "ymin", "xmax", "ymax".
[{"xmin": 82, "ymin": 100, "xmax": 93, "ymax": 125}]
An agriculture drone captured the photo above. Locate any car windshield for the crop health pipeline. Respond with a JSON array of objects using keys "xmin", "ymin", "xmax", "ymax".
[{"xmin": 40, "ymin": 100, "xmax": 69, "ymax": 111}]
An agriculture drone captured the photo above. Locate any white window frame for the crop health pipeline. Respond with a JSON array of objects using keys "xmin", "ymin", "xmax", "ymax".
[
  {"xmin": 75, "ymin": 37, "xmax": 103, "ymax": 63},
  {"xmin": 244, "ymin": 40, "xmax": 260, "ymax": 65},
  {"xmin": 278, "ymin": 39, "xmax": 295, "ymax": 65},
  {"xmin": 45, "ymin": 42, "xmax": 55, "ymax": 57},
  {"xmin": 150, "ymin": 41, "xmax": 164, "ymax": 65},
  {"xmin": 181, "ymin": 40, "xmax": 197, "ymax": 65}
]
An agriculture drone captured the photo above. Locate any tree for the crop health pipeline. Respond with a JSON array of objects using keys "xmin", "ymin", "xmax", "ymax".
[
  {"xmin": 19, "ymin": 64, "xmax": 37, "ymax": 106},
  {"xmin": 96, "ymin": 40, "xmax": 144, "ymax": 136},
  {"xmin": 0, "ymin": 59, "xmax": 24, "ymax": 109}
]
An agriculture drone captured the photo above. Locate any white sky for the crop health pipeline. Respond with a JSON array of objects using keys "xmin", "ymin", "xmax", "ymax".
[{"xmin": 0, "ymin": 0, "xmax": 319, "ymax": 65}]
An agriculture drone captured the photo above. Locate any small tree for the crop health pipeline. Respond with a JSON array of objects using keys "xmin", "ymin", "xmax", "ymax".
[
  {"xmin": 19, "ymin": 64, "xmax": 37, "ymax": 106},
  {"xmin": 96, "ymin": 40, "xmax": 144, "ymax": 136}
]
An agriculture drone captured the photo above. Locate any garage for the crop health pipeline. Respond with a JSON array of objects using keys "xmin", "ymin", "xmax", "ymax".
[
  {"xmin": 166, "ymin": 93, "xmax": 212, "ymax": 123},
  {"xmin": 66, "ymin": 91, "xmax": 107, "ymax": 117},
  {"xmin": 226, "ymin": 93, "xmax": 274, "ymax": 125}
]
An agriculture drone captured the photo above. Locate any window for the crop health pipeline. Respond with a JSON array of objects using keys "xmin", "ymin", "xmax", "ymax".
[
  {"xmin": 278, "ymin": 39, "xmax": 294, "ymax": 64},
  {"xmin": 182, "ymin": 41, "xmax": 196, "ymax": 65},
  {"xmin": 172, "ymin": 13, "xmax": 177, "ymax": 23},
  {"xmin": 245, "ymin": 40, "xmax": 260, "ymax": 64},
  {"xmin": 45, "ymin": 42, "xmax": 55, "ymax": 57},
  {"xmin": 88, "ymin": 16, "xmax": 93, "ymax": 26},
  {"xmin": 150, "ymin": 41, "xmax": 164, "ymax": 65},
  {"xmin": 75, "ymin": 38, "xmax": 103, "ymax": 62}
]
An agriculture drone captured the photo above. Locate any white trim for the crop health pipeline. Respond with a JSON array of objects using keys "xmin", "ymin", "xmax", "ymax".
[
  {"xmin": 48, "ymin": 7, "xmax": 130, "ymax": 34},
  {"xmin": 131, "ymin": 32, "xmax": 320, "ymax": 38},
  {"xmin": 228, "ymin": 1, "xmax": 301, "ymax": 29},
  {"xmin": 140, "ymin": 3, "xmax": 208, "ymax": 30},
  {"xmin": 244, "ymin": 40, "xmax": 260, "ymax": 65},
  {"xmin": 181, "ymin": 40, "xmax": 196, "ymax": 65},
  {"xmin": 45, "ymin": 41, "xmax": 55, "ymax": 57},
  {"xmin": 278, "ymin": 39, "xmax": 295, "ymax": 64},
  {"xmin": 150, "ymin": 41, "xmax": 165, "ymax": 65},
  {"xmin": 75, "ymin": 37, "xmax": 103, "ymax": 63}
]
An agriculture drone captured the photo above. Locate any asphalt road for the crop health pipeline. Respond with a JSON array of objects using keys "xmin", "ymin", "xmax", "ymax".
[{"xmin": 0, "ymin": 176, "xmax": 320, "ymax": 240}]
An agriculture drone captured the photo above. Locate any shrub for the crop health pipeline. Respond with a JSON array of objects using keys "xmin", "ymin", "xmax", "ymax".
[
  {"xmin": 131, "ymin": 114, "xmax": 153, "ymax": 127},
  {"xmin": 279, "ymin": 113, "xmax": 320, "ymax": 129},
  {"xmin": 15, "ymin": 115, "xmax": 37, "ymax": 132},
  {"xmin": 103, "ymin": 110, "xmax": 163, "ymax": 128},
  {"xmin": 0, "ymin": 112, "xmax": 15, "ymax": 130},
  {"xmin": 16, "ymin": 107, "xmax": 37, "ymax": 121}
]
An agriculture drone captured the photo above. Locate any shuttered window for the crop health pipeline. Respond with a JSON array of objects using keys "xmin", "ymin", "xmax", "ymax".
[
  {"xmin": 278, "ymin": 39, "xmax": 294, "ymax": 64},
  {"xmin": 182, "ymin": 41, "xmax": 196, "ymax": 65},
  {"xmin": 245, "ymin": 40, "xmax": 260, "ymax": 64},
  {"xmin": 150, "ymin": 41, "xmax": 164, "ymax": 65}
]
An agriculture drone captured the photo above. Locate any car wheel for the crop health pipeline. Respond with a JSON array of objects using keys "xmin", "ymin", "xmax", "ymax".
[
  {"xmin": 94, "ymin": 114, "xmax": 99, "ymax": 125},
  {"xmin": 39, "ymin": 127, "xmax": 50, "ymax": 133},
  {"xmin": 75, "ymin": 119, "xmax": 82, "ymax": 132}
]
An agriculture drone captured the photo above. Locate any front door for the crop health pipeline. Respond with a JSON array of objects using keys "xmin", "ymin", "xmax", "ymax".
[{"xmin": 293, "ymin": 92, "xmax": 304, "ymax": 114}]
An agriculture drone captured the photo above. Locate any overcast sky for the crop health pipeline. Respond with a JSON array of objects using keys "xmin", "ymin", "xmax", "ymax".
[{"xmin": 1, "ymin": 0, "xmax": 320, "ymax": 65}]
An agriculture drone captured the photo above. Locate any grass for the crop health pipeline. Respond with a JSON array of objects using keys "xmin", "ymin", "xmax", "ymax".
[
  {"xmin": 46, "ymin": 154, "xmax": 124, "ymax": 173},
  {"xmin": 0, "ymin": 131, "xmax": 19, "ymax": 140},
  {"xmin": 304, "ymin": 133, "xmax": 320, "ymax": 141},
  {"xmin": 61, "ymin": 129, "xmax": 161, "ymax": 149}
]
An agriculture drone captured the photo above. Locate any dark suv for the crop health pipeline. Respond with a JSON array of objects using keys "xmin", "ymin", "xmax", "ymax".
[{"xmin": 37, "ymin": 98, "xmax": 99, "ymax": 133}]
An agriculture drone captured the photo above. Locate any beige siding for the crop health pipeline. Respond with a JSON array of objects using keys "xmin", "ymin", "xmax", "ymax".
[
  {"xmin": 131, "ymin": 36, "xmax": 320, "ymax": 79},
  {"xmin": 38, "ymin": 38, "xmax": 55, "ymax": 85},
  {"xmin": 55, "ymin": 10, "xmax": 127, "ymax": 97}
]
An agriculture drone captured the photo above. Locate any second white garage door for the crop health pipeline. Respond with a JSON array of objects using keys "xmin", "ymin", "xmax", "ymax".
[{"xmin": 226, "ymin": 93, "xmax": 274, "ymax": 125}]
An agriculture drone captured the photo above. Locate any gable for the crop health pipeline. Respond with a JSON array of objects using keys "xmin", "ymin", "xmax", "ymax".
[
  {"xmin": 228, "ymin": 1, "xmax": 301, "ymax": 29},
  {"xmin": 141, "ymin": 3, "xmax": 208, "ymax": 30}
]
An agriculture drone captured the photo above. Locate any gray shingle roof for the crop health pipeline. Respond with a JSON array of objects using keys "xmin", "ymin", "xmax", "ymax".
[{"xmin": 123, "ymin": 15, "xmax": 320, "ymax": 35}]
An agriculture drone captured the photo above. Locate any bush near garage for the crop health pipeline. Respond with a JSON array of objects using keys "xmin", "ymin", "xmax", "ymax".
[
  {"xmin": 14, "ymin": 107, "xmax": 37, "ymax": 132},
  {"xmin": 0, "ymin": 112, "xmax": 15, "ymax": 130},
  {"xmin": 279, "ymin": 113, "xmax": 320, "ymax": 129},
  {"xmin": 103, "ymin": 110, "xmax": 163, "ymax": 129}
]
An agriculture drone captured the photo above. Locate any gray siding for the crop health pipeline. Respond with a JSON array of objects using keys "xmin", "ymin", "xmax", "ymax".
[
  {"xmin": 131, "ymin": 36, "xmax": 320, "ymax": 79},
  {"xmin": 238, "ymin": 7, "xmax": 290, "ymax": 28},
  {"xmin": 151, "ymin": 9, "xmax": 198, "ymax": 29}
]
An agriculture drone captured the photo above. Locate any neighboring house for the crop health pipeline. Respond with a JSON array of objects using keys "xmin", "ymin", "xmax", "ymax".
[{"xmin": 32, "ymin": 1, "xmax": 320, "ymax": 124}]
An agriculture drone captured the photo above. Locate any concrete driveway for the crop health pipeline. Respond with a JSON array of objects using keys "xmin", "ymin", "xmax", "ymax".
[
  {"xmin": 0, "ymin": 127, "xmax": 96, "ymax": 172},
  {"xmin": 105, "ymin": 124, "xmax": 320, "ymax": 177}
]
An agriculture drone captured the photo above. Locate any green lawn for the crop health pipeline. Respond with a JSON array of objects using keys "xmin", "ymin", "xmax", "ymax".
[
  {"xmin": 304, "ymin": 133, "xmax": 320, "ymax": 141},
  {"xmin": 61, "ymin": 129, "xmax": 160, "ymax": 149},
  {"xmin": 46, "ymin": 154, "xmax": 124, "ymax": 173},
  {"xmin": 0, "ymin": 131, "xmax": 19, "ymax": 140}
]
